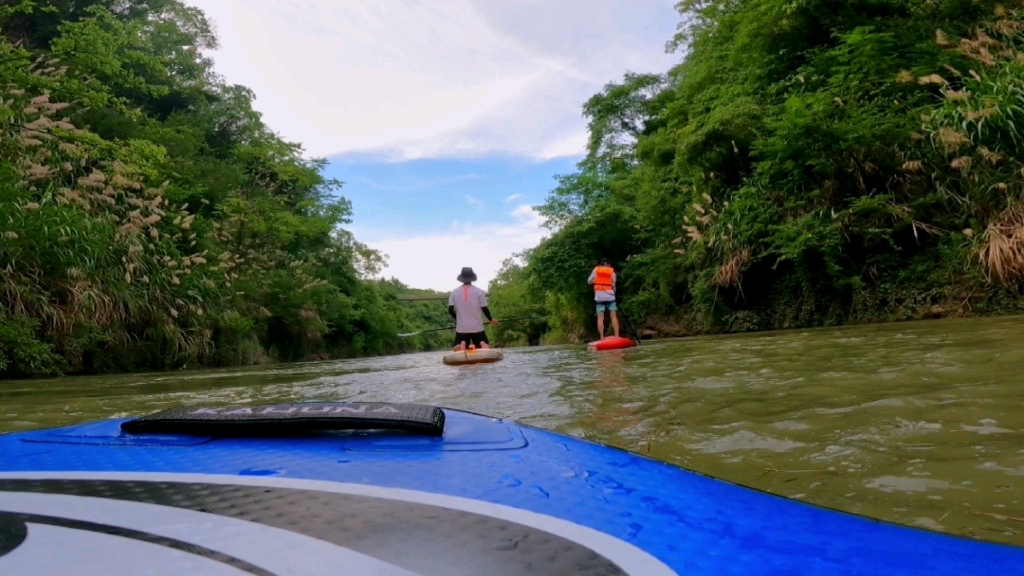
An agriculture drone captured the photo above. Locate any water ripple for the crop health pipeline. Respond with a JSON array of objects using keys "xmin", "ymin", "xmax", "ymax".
[{"xmin": 3, "ymin": 316, "xmax": 1024, "ymax": 545}]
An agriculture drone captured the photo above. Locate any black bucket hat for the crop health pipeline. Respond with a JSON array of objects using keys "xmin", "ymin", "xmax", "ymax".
[{"xmin": 457, "ymin": 267, "xmax": 477, "ymax": 283}]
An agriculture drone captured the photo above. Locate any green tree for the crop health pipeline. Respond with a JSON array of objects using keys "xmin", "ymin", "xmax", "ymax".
[
  {"xmin": 0, "ymin": 0, "xmax": 450, "ymax": 378},
  {"xmin": 520, "ymin": 0, "xmax": 1024, "ymax": 341}
]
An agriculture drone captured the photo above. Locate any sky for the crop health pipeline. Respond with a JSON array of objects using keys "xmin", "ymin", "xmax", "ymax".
[{"xmin": 185, "ymin": 0, "xmax": 682, "ymax": 290}]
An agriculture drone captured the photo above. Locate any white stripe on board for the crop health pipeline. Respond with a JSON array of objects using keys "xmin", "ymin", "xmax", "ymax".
[{"xmin": 0, "ymin": 471, "xmax": 677, "ymax": 576}]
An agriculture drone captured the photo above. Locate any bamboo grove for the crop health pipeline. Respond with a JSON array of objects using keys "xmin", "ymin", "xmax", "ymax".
[
  {"xmin": 0, "ymin": 1, "xmax": 450, "ymax": 376},
  {"xmin": 489, "ymin": 0, "xmax": 1024, "ymax": 345}
]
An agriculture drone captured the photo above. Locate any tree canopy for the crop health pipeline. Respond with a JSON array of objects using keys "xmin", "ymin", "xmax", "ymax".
[
  {"xmin": 0, "ymin": 0, "xmax": 450, "ymax": 376},
  {"xmin": 489, "ymin": 0, "xmax": 1024, "ymax": 343}
]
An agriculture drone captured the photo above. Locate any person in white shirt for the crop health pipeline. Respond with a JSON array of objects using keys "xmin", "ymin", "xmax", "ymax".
[{"xmin": 448, "ymin": 267, "xmax": 499, "ymax": 351}]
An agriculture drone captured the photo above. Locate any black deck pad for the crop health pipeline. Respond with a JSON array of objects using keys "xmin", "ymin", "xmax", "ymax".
[{"xmin": 121, "ymin": 402, "xmax": 446, "ymax": 436}]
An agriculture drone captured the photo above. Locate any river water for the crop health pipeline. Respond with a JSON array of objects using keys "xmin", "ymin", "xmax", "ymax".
[{"xmin": 2, "ymin": 316, "xmax": 1023, "ymax": 546}]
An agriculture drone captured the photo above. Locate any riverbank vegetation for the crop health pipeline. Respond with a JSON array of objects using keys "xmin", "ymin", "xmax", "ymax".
[
  {"xmin": 490, "ymin": 0, "xmax": 1024, "ymax": 344},
  {"xmin": 6, "ymin": 1, "xmax": 1024, "ymax": 371},
  {"xmin": 0, "ymin": 1, "xmax": 448, "ymax": 377}
]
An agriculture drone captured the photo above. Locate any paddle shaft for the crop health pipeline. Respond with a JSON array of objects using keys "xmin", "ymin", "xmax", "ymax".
[
  {"xmin": 397, "ymin": 326, "xmax": 455, "ymax": 337},
  {"xmin": 617, "ymin": 304, "xmax": 642, "ymax": 345},
  {"xmin": 398, "ymin": 316, "xmax": 541, "ymax": 337}
]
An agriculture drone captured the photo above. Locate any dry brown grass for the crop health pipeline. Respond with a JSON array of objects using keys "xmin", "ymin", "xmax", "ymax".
[
  {"xmin": 979, "ymin": 203, "xmax": 1024, "ymax": 285},
  {"xmin": 713, "ymin": 249, "xmax": 752, "ymax": 289}
]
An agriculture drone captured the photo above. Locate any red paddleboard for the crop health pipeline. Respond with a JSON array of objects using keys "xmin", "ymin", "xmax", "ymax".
[{"xmin": 587, "ymin": 336, "xmax": 638, "ymax": 351}]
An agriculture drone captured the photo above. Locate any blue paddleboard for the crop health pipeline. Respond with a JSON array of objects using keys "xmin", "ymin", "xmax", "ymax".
[{"xmin": 0, "ymin": 402, "xmax": 1020, "ymax": 575}]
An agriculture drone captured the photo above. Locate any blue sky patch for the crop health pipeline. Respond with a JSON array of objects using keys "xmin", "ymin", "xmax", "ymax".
[{"xmin": 325, "ymin": 154, "xmax": 581, "ymax": 240}]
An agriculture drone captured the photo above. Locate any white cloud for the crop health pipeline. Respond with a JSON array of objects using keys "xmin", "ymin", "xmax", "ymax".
[
  {"xmin": 511, "ymin": 204, "xmax": 546, "ymax": 228},
  {"xmin": 504, "ymin": 193, "xmax": 523, "ymax": 203},
  {"xmin": 364, "ymin": 205, "xmax": 548, "ymax": 290},
  {"xmin": 185, "ymin": 0, "xmax": 680, "ymax": 160}
]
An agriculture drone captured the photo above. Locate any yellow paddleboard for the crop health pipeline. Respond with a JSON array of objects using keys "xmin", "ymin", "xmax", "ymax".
[{"xmin": 442, "ymin": 349, "xmax": 504, "ymax": 366}]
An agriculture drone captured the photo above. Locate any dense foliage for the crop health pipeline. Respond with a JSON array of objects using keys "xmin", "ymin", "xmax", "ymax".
[
  {"xmin": 0, "ymin": 1, "xmax": 447, "ymax": 377},
  {"xmin": 490, "ymin": 0, "xmax": 1024, "ymax": 342}
]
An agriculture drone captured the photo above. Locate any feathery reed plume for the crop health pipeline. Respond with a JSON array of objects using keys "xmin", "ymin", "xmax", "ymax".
[
  {"xmin": 950, "ymin": 156, "xmax": 972, "ymax": 170},
  {"xmin": 943, "ymin": 89, "xmax": 970, "ymax": 101},
  {"xmin": 918, "ymin": 74, "xmax": 947, "ymax": 85},
  {"xmin": 936, "ymin": 127, "xmax": 970, "ymax": 152},
  {"xmin": 901, "ymin": 160, "xmax": 925, "ymax": 172}
]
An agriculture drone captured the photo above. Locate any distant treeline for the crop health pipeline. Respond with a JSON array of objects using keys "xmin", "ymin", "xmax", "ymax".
[
  {"xmin": 0, "ymin": 1, "xmax": 450, "ymax": 377},
  {"xmin": 489, "ymin": 0, "xmax": 1024, "ymax": 346}
]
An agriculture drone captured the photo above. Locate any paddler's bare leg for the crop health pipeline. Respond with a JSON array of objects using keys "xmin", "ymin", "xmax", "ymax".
[
  {"xmin": 610, "ymin": 311, "xmax": 620, "ymax": 338},
  {"xmin": 481, "ymin": 320, "xmax": 496, "ymax": 349},
  {"xmin": 597, "ymin": 311, "xmax": 606, "ymax": 339}
]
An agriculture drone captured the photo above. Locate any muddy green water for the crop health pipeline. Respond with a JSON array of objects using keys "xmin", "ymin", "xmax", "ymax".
[{"xmin": 2, "ymin": 316, "xmax": 1023, "ymax": 545}]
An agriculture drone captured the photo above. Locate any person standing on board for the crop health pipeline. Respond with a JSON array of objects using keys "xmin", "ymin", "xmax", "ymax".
[
  {"xmin": 449, "ymin": 267, "xmax": 499, "ymax": 352},
  {"xmin": 588, "ymin": 258, "xmax": 620, "ymax": 339}
]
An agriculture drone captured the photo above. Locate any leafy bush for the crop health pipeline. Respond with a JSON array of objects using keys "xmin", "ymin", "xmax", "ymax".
[
  {"xmin": 506, "ymin": 0, "xmax": 1024, "ymax": 339},
  {"xmin": 0, "ymin": 314, "xmax": 60, "ymax": 376}
]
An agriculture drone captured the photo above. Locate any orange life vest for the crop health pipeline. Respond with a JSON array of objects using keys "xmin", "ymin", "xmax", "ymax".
[{"xmin": 593, "ymin": 266, "xmax": 615, "ymax": 292}]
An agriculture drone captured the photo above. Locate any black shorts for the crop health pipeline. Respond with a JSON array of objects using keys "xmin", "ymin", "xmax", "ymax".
[{"xmin": 454, "ymin": 331, "xmax": 489, "ymax": 347}]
